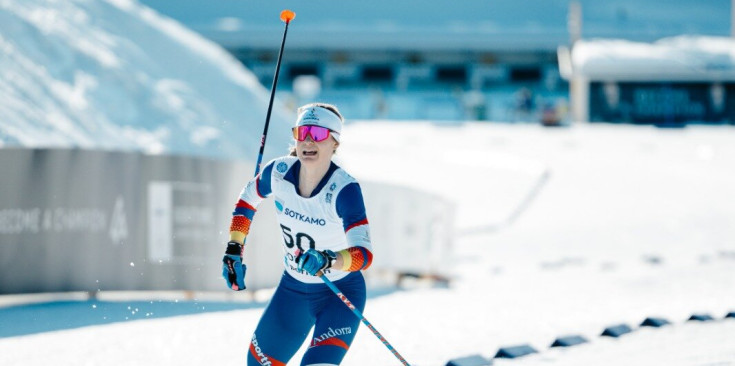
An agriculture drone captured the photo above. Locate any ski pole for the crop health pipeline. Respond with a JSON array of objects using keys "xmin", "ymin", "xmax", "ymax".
[
  {"xmin": 253, "ymin": 9, "xmax": 295, "ymax": 177},
  {"xmin": 318, "ymin": 272, "xmax": 412, "ymax": 366}
]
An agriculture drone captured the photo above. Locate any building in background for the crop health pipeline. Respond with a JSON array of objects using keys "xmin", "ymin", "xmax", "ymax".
[
  {"xmin": 559, "ymin": 36, "xmax": 735, "ymax": 126},
  {"xmin": 139, "ymin": 0, "xmax": 731, "ymax": 123}
]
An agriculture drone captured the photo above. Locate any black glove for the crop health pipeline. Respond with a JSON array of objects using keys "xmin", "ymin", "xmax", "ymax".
[{"xmin": 222, "ymin": 241, "xmax": 247, "ymax": 290}]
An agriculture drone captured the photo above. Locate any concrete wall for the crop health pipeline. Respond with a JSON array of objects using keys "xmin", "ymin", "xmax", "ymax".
[{"xmin": 0, "ymin": 149, "xmax": 453, "ymax": 294}]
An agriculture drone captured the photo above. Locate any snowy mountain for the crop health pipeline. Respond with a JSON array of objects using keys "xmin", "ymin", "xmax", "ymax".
[{"xmin": 0, "ymin": 0, "xmax": 294, "ymax": 160}]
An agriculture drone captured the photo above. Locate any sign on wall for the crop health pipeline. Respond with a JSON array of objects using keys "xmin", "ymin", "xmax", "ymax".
[
  {"xmin": 589, "ymin": 82, "xmax": 735, "ymax": 124},
  {"xmin": 0, "ymin": 149, "xmax": 243, "ymax": 293}
]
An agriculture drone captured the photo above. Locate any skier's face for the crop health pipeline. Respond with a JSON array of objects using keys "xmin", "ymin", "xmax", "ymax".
[{"xmin": 296, "ymin": 133, "xmax": 338, "ymax": 166}]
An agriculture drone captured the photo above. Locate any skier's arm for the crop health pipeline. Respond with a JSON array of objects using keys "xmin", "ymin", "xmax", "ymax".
[
  {"xmin": 333, "ymin": 182, "xmax": 373, "ymax": 271},
  {"xmin": 222, "ymin": 160, "xmax": 275, "ymax": 291},
  {"xmin": 229, "ymin": 160, "xmax": 275, "ymax": 244}
]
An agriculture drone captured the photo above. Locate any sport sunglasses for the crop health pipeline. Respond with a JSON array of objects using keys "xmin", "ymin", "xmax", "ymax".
[{"xmin": 292, "ymin": 125, "xmax": 334, "ymax": 142}]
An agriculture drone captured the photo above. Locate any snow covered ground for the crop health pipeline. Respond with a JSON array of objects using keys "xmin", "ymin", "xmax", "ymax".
[{"xmin": 2, "ymin": 122, "xmax": 735, "ymax": 366}]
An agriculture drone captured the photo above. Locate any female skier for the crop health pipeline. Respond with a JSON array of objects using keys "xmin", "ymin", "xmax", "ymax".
[{"xmin": 222, "ymin": 102, "xmax": 373, "ymax": 366}]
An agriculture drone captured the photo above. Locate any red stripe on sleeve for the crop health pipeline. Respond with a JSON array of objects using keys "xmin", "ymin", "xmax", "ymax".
[
  {"xmin": 345, "ymin": 218, "xmax": 368, "ymax": 232},
  {"xmin": 235, "ymin": 199, "xmax": 257, "ymax": 212}
]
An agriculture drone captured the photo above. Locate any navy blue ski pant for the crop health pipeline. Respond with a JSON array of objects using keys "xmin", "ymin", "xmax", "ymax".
[{"xmin": 247, "ymin": 271, "xmax": 366, "ymax": 366}]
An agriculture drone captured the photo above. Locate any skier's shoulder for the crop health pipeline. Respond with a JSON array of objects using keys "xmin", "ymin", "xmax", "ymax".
[
  {"xmin": 268, "ymin": 156, "xmax": 299, "ymax": 177},
  {"xmin": 329, "ymin": 162, "xmax": 360, "ymax": 189},
  {"xmin": 329, "ymin": 164, "xmax": 366, "ymax": 211}
]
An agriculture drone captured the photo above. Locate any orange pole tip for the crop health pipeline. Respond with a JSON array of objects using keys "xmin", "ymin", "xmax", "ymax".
[{"xmin": 280, "ymin": 9, "xmax": 295, "ymax": 23}]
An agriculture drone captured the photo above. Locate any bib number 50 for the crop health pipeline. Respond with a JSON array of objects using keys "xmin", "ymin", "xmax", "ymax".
[{"xmin": 280, "ymin": 224, "xmax": 315, "ymax": 252}]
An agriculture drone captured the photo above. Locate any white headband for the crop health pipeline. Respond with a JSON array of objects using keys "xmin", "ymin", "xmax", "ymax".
[{"xmin": 295, "ymin": 106, "xmax": 343, "ymax": 142}]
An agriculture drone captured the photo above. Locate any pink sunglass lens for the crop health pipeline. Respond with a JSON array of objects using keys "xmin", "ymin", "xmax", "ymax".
[
  {"xmin": 294, "ymin": 126, "xmax": 330, "ymax": 142},
  {"xmin": 308, "ymin": 126, "xmax": 330, "ymax": 141},
  {"xmin": 294, "ymin": 127, "xmax": 307, "ymax": 140}
]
